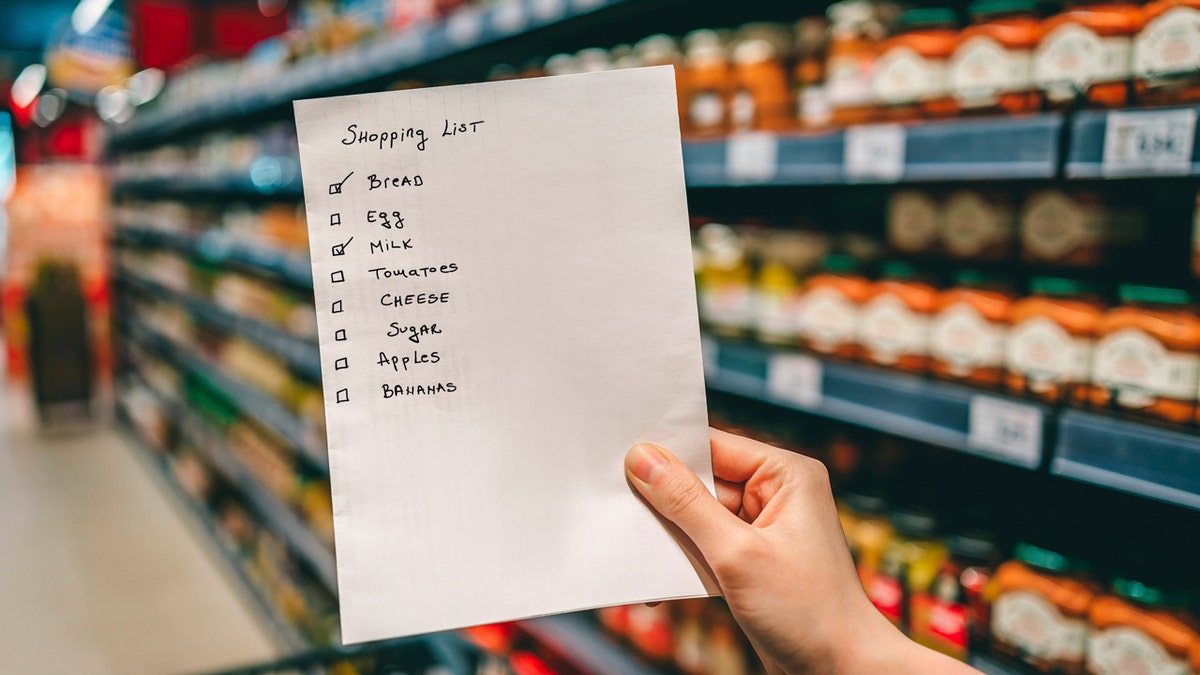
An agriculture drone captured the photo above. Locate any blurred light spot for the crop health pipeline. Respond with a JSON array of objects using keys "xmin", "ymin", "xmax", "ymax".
[
  {"xmin": 12, "ymin": 64, "xmax": 47, "ymax": 109},
  {"xmin": 72, "ymin": 0, "xmax": 115, "ymax": 34}
]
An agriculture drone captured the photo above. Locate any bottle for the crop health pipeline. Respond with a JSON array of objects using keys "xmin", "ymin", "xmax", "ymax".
[
  {"xmin": 754, "ymin": 231, "xmax": 829, "ymax": 345},
  {"xmin": 841, "ymin": 492, "xmax": 894, "ymax": 588},
  {"xmin": 682, "ymin": 30, "xmax": 731, "ymax": 137},
  {"xmin": 1006, "ymin": 277, "xmax": 1104, "ymax": 403},
  {"xmin": 797, "ymin": 254, "xmax": 872, "ymax": 359},
  {"xmin": 930, "ymin": 271, "xmax": 1013, "ymax": 386},
  {"xmin": 911, "ymin": 532, "xmax": 1000, "ymax": 661},
  {"xmin": 949, "ymin": 0, "xmax": 1042, "ymax": 114},
  {"xmin": 1134, "ymin": 0, "xmax": 1200, "ymax": 104},
  {"xmin": 873, "ymin": 8, "xmax": 960, "ymax": 120},
  {"xmin": 1089, "ymin": 285, "xmax": 1200, "ymax": 424},
  {"xmin": 1032, "ymin": 0, "xmax": 1144, "ymax": 107},
  {"xmin": 826, "ymin": 0, "xmax": 888, "ymax": 126},
  {"xmin": 1087, "ymin": 578, "xmax": 1200, "ymax": 675},
  {"xmin": 794, "ymin": 17, "xmax": 833, "ymax": 129},
  {"xmin": 867, "ymin": 510, "xmax": 948, "ymax": 629},
  {"xmin": 991, "ymin": 543, "xmax": 1099, "ymax": 673},
  {"xmin": 857, "ymin": 261, "xmax": 937, "ymax": 372},
  {"xmin": 697, "ymin": 223, "xmax": 755, "ymax": 339},
  {"xmin": 729, "ymin": 24, "xmax": 793, "ymax": 132}
]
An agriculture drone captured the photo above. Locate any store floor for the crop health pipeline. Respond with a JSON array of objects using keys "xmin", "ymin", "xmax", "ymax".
[{"xmin": 0, "ymin": 378, "xmax": 278, "ymax": 674}]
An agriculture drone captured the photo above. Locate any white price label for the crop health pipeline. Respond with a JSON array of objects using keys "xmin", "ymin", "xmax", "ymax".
[
  {"xmin": 725, "ymin": 132, "xmax": 779, "ymax": 183},
  {"xmin": 844, "ymin": 124, "xmax": 906, "ymax": 182},
  {"xmin": 968, "ymin": 396, "xmax": 1043, "ymax": 467},
  {"xmin": 1102, "ymin": 109, "xmax": 1197, "ymax": 176},
  {"xmin": 766, "ymin": 353, "xmax": 823, "ymax": 409},
  {"xmin": 445, "ymin": 9, "xmax": 485, "ymax": 46},
  {"xmin": 492, "ymin": 0, "xmax": 528, "ymax": 34},
  {"xmin": 701, "ymin": 335, "xmax": 719, "ymax": 379}
]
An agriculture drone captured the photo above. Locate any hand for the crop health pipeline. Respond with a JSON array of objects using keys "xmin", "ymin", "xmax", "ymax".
[{"xmin": 625, "ymin": 429, "xmax": 978, "ymax": 675}]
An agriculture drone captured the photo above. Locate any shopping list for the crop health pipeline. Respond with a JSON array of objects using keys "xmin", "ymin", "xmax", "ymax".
[{"xmin": 293, "ymin": 66, "xmax": 716, "ymax": 644}]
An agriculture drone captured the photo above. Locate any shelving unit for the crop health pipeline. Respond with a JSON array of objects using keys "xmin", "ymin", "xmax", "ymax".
[{"xmin": 115, "ymin": 222, "xmax": 314, "ymax": 288}]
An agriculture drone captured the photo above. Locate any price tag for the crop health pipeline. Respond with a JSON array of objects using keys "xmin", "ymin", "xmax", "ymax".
[
  {"xmin": 725, "ymin": 132, "xmax": 778, "ymax": 183},
  {"xmin": 844, "ymin": 124, "xmax": 906, "ymax": 182},
  {"xmin": 967, "ymin": 396, "xmax": 1043, "ymax": 468},
  {"xmin": 445, "ymin": 8, "xmax": 485, "ymax": 46},
  {"xmin": 492, "ymin": 0, "xmax": 528, "ymax": 34},
  {"xmin": 766, "ymin": 353, "xmax": 823, "ymax": 409},
  {"xmin": 1103, "ymin": 109, "xmax": 1197, "ymax": 176},
  {"xmin": 700, "ymin": 335, "xmax": 719, "ymax": 379}
]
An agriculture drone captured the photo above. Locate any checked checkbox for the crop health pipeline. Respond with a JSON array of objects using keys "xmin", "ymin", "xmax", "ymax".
[{"xmin": 332, "ymin": 236, "xmax": 353, "ymax": 256}]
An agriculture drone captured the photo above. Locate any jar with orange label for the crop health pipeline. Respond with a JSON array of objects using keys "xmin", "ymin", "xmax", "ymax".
[
  {"xmin": 949, "ymin": 0, "xmax": 1042, "ymax": 114},
  {"xmin": 795, "ymin": 17, "xmax": 832, "ymax": 129},
  {"xmin": 729, "ymin": 25, "xmax": 793, "ymax": 132},
  {"xmin": 797, "ymin": 254, "xmax": 871, "ymax": 359},
  {"xmin": 930, "ymin": 271, "xmax": 1013, "ymax": 386},
  {"xmin": 873, "ymin": 8, "xmax": 960, "ymax": 120},
  {"xmin": 1019, "ymin": 189, "xmax": 1145, "ymax": 267},
  {"xmin": 941, "ymin": 189, "xmax": 1015, "ymax": 260},
  {"xmin": 1086, "ymin": 578, "xmax": 1200, "ymax": 675},
  {"xmin": 681, "ymin": 29, "xmax": 731, "ymax": 137},
  {"xmin": 911, "ymin": 532, "xmax": 1000, "ymax": 661},
  {"xmin": 1032, "ymin": 0, "xmax": 1143, "ymax": 107},
  {"xmin": 857, "ymin": 261, "xmax": 937, "ymax": 372},
  {"xmin": 888, "ymin": 189, "xmax": 943, "ymax": 255},
  {"xmin": 1006, "ymin": 277, "xmax": 1104, "ymax": 403},
  {"xmin": 1134, "ymin": 0, "xmax": 1200, "ymax": 104},
  {"xmin": 866, "ymin": 510, "xmax": 947, "ymax": 628},
  {"xmin": 1089, "ymin": 285, "xmax": 1200, "ymax": 425},
  {"xmin": 991, "ymin": 543, "xmax": 1099, "ymax": 673},
  {"xmin": 826, "ymin": 0, "xmax": 888, "ymax": 126}
]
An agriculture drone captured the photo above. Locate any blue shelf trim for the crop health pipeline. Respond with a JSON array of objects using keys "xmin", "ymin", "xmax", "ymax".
[
  {"xmin": 121, "ymin": 271, "xmax": 322, "ymax": 382},
  {"xmin": 1052, "ymin": 410, "xmax": 1200, "ymax": 512},
  {"xmin": 705, "ymin": 338, "xmax": 1048, "ymax": 469},
  {"xmin": 116, "ymin": 224, "xmax": 314, "ymax": 289},
  {"xmin": 126, "ymin": 318, "xmax": 330, "ymax": 473},
  {"xmin": 108, "ymin": 0, "xmax": 629, "ymax": 148}
]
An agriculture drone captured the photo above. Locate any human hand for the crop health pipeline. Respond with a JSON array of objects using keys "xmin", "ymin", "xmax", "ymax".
[{"xmin": 625, "ymin": 428, "xmax": 978, "ymax": 675}]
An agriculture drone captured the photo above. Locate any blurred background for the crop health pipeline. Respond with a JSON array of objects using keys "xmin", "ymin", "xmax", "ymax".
[{"xmin": 5, "ymin": 0, "xmax": 1200, "ymax": 673}]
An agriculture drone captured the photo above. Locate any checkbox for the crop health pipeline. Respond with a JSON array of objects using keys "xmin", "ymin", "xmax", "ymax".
[
  {"xmin": 330, "ymin": 213, "xmax": 341, "ymax": 226},
  {"xmin": 329, "ymin": 172, "xmax": 353, "ymax": 195},
  {"xmin": 336, "ymin": 388, "xmax": 350, "ymax": 403},
  {"xmin": 332, "ymin": 236, "xmax": 353, "ymax": 257},
  {"xmin": 335, "ymin": 329, "xmax": 347, "ymax": 341},
  {"xmin": 331, "ymin": 270, "xmax": 345, "ymax": 283},
  {"xmin": 335, "ymin": 357, "xmax": 348, "ymax": 370},
  {"xmin": 332, "ymin": 300, "xmax": 343, "ymax": 314}
]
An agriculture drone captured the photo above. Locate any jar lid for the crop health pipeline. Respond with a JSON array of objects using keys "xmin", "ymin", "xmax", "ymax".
[
  {"xmin": 1113, "ymin": 578, "xmax": 1193, "ymax": 607},
  {"xmin": 821, "ymin": 253, "xmax": 860, "ymax": 273},
  {"xmin": 968, "ymin": 0, "xmax": 1039, "ymax": 18},
  {"xmin": 1014, "ymin": 542, "xmax": 1088, "ymax": 573},
  {"xmin": 898, "ymin": 7, "xmax": 958, "ymax": 28},
  {"xmin": 1030, "ymin": 276, "xmax": 1099, "ymax": 297},
  {"xmin": 1119, "ymin": 284, "xmax": 1191, "ymax": 306},
  {"xmin": 843, "ymin": 492, "xmax": 887, "ymax": 515},
  {"xmin": 880, "ymin": 261, "xmax": 919, "ymax": 280},
  {"xmin": 946, "ymin": 532, "xmax": 999, "ymax": 561},
  {"xmin": 890, "ymin": 509, "xmax": 939, "ymax": 537}
]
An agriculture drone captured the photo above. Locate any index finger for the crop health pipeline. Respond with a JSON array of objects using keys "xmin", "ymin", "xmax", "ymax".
[{"xmin": 709, "ymin": 427, "xmax": 779, "ymax": 483}]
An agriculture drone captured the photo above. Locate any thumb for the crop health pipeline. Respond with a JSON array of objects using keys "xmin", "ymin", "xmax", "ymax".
[{"xmin": 625, "ymin": 443, "xmax": 741, "ymax": 555}]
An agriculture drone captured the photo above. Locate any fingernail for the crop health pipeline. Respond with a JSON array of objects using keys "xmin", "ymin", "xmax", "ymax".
[{"xmin": 628, "ymin": 443, "xmax": 668, "ymax": 483}]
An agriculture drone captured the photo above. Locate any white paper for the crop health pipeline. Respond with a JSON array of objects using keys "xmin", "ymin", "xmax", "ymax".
[{"xmin": 293, "ymin": 66, "xmax": 716, "ymax": 644}]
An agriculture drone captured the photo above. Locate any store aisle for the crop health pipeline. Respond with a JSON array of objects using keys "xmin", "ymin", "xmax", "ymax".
[{"xmin": 0, "ymin": 384, "xmax": 279, "ymax": 675}]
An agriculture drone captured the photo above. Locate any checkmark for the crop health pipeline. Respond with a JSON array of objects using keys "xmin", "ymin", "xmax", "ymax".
[
  {"xmin": 332, "ymin": 236, "xmax": 353, "ymax": 256},
  {"xmin": 328, "ymin": 172, "xmax": 353, "ymax": 195}
]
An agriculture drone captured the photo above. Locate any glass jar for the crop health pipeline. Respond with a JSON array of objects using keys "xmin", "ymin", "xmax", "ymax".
[
  {"xmin": 941, "ymin": 189, "xmax": 1015, "ymax": 260},
  {"xmin": 681, "ymin": 29, "xmax": 731, "ymax": 137},
  {"xmin": 826, "ymin": 0, "xmax": 888, "ymax": 126},
  {"xmin": 795, "ymin": 17, "xmax": 832, "ymax": 129},
  {"xmin": 991, "ymin": 543, "xmax": 1099, "ymax": 673},
  {"xmin": 857, "ymin": 261, "xmax": 938, "ymax": 372},
  {"xmin": 696, "ymin": 223, "xmax": 755, "ymax": 339},
  {"xmin": 1019, "ymin": 190, "xmax": 1145, "ymax": 267},
  {"xmin": 841, "ymin": 492, "xmax": 894, "ymax": 587},
  {"xmin": 796, "ymin": 254, "xmax": 872, "ymax": 359},
  {"xmin": 911, "ymin": 532, "xmax": 1000, "ymax": 661},
  {"xmin": 1006, "ymin": 277, "xmax": 1104, "ymax": 403},
  {"xmin": 888, "ymin": 189, "xmax": 943, "ymax": 255},
  {"xmin": 1134, "ymin": 0, "xmax": 1200, "ymax": 105},
  {"xmin": 1089, "ymin": 285, "xmax": 1200, "ymax": 424},
  {"xmin": 866, "ymin": 510, "xmax": 948, "ymax": 628},
  {"xmin": 930, "ymin": 271, "xmax": 1013, "ymax": 386},
  {"xmin": 1032, "ymin": 0, "xmax": 1143, "ymax": 107},
  {"xmin": 754, "ymin": 231, "xmax": 829, "ymax": 345},
  {"xmin": 873, "ymin": 8, "xmax": 960, "ymax": 120},
  {"xmin": 1087, "ymin": 578, "xmax": 1200, "ymax": 675},
  {"xmin": 950, "ymin": 0, "xmax": 1042, "ymax": 114},
  {"xmin": 729, "ymin": 25, "xmax": 793, "ymax": 132}
]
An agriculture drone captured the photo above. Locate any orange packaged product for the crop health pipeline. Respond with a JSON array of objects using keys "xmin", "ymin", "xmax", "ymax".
[
  {"xmin": 795, "ymin": 17, "xmax": 833, "ymax": 129},
  {"xmin": 1191, "ymin": 638, "xmax": 1200, "ymax": 673},
  {"xmin": 930, "ymin": 271, "xmax": 1013, "ymax": 386},
  {"xmin": 857, "ymin": 261, "xmax": 938, "ymax": 372},
  {"xmin": 949, "ymin": 0, "xmax": 1042, "ymax": 114},
  {"xmin": 796, "ymin": 254, "xmax": 872, "ymax": 359},
  {"xmin": 1032, "ymin": 0, "xmax": 1143, "ymax": 108},
  {"xmin": 681, "ymin": 29, "xmax": 731, "ymax": 137},
  {"xmin": 1006, "ymin": 277, "xmax": 1104, "ymax": 403},
  {"xmin": 826, "ymin": 0, "xmax": 888, "ymax": 127},
  {"xmin": 872, "ymin": 8, "xmax": 960, "ymax": 120},
  {"xmin": 1086, "ymin": 578, "xmax": 1200, "ymax": 675},
  {"xmin": 729, "ymin": 25, "xmax": 793, "ymax": 132},
  {"xmin": 941, "ymin": 189, "xmax": 1015, "ymax": 260},
  {"xmin": 991, "ymin": 543, "xmax": 1099, "ymax": 673},
  {"xmin": 1089, "ymin": 285, "xmax": 1200, "ymax": 424},
  {"xmin": 1134, "ymin": 0, "xmax": 1200, "ymax": 104}
]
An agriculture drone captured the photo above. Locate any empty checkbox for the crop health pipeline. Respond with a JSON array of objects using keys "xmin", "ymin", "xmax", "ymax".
[
  {"xmin": 335, "ymin": 329, "xmax": 347, "ymax": 341},
  {"xmin": 331, "ymin": 270, "xmax": 345, "ymax": 283},
  {"xmin": 330, "ymin": 213, "xmax": 342, "ymax": 226},
  {"xmin": 336, "ymin": 388, "xmax": 350, "ymax": 403},
  {"xmin": 332, "ymin": 300, "xmax": 343, "ymax": 313},
  {"xmin": 335, "ymin": 357, "xmax": 349, "ymax": 370}
]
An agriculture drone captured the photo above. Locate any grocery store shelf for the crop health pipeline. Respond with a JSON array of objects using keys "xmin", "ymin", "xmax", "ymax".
[
  {"xmin": 125, "ymin": 318, "xmax": 330, "ymax": 472},
  {"xmin": 110, "ymin": 161, "xmax": 303, "ymax": 197},
  {"xmin": 120, "ymin": 271, "xmax": 322, "ymax": 382},
  {"xmin": 1052, "ymin": 410, "xmax": 1200, "ymax": 512},
  {"xmin": 969, "ymin": 654, "xmax": 1026, "ymax": 675},
  {"xmin": 108, "ymin": 0, "xmax": 637, "ymax": 149},
  {"xmin": 518, "ymin": 614, "xmax": 658, "ymax": 675},
  {"xmin": 1066, "ymin": 104, "xmax": 1200, "ymax": 178},
  {"xmin": 115, "ymin": 223, "xmax": 314, "ymax": 289},
  {"xmin": 682, "ymin": 114, "xmax": 1063, "ymax": 186},
  {"xmin": 703, "ymin": 337, "xmax": 1048, "ymax": 469},
  {"xmin": 118, "ymin": 416, "xmax": 311, "ymax": 653}
]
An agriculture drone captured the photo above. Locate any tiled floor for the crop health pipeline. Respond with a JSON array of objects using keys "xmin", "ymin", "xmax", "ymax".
[{"xmin": 0, "ymin": 378, "xmax": 278, "ymax": 674}]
